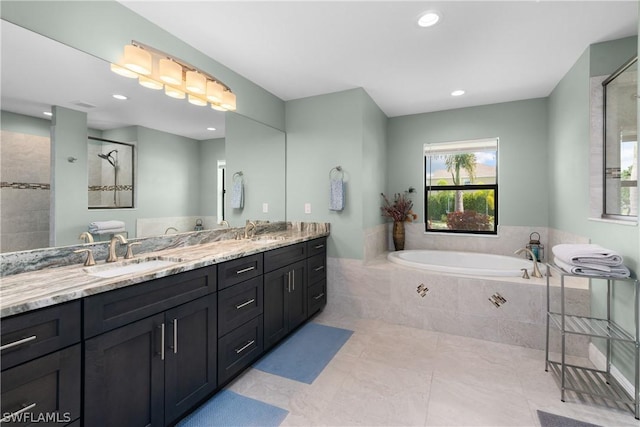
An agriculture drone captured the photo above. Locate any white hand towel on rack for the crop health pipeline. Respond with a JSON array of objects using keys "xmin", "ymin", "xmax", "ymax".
[{"xmin": 329, "ymin": 178, "xmax": 344, "ymax": 211}]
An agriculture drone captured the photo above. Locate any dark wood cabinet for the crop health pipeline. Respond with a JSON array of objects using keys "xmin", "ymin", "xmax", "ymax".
[
  {"xmin": 264, "ymin": 259, "xmax": 307, "ymax": 350},
  {"xmin": 217, "ymin": 315, "xmax": 263, "ymax": 385},
  {"xmin": 306, "ymin": 238, "xmax": 327, "ymax": 317}
]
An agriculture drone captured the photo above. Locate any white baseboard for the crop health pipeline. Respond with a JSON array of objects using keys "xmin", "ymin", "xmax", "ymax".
[{"xmin": 588, "ymin": 342, "xmax": 634, "ymax": 397}]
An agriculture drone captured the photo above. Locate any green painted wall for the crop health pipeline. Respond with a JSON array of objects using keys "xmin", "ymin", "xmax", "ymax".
[
  {"xmin": 387, "ymin": 98, "xmax": 549, "ymax": 228},
  {"xmin": 0, "ymin": 111, "xmax": 51, "ymax": 137},
  {"xmin": 362, "ymin": 91, "xmax": 389, "ymax": 229},
  {"xmin": 548, "ymin": 37, "xmax": 638, "ymax": 385},
  {"xmin": 1, "ymin": 0, "xmax": 285, "ymax": 130}
]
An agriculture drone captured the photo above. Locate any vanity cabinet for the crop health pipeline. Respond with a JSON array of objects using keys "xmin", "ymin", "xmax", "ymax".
[
  {"xmin": 264, "ymin": 243, "xmax": 308, "ymax": 350},
  {"xmin": 306, "ymin": 237, "xmax": 328, "ymax": 316},
  {"xmin": 84, "ymin": 266, "xmax": 217, "ymax": 427},
  {"xmin": 217, "ymin": 254, "xmax": 264, "ymax": 385},
  {"xmin": 1, "ymin": 301, "xmax": 82, "ymax": 426}
]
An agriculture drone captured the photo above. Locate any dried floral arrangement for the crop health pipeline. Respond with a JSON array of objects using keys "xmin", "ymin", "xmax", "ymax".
[{"xmin": 380, "ymin": 187, "xmax": 418, "ymax": 222}]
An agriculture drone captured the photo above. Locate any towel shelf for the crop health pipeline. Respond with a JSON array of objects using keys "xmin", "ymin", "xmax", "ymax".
[{"xmin": 544, "ymin": 263, "xmax": 639, "ymax": 419}]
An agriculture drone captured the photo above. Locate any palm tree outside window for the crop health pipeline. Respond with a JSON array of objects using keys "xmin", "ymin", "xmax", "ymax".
[{"xmin": 424, "ymin": 138, "xmax": 498, "ymax": 234}]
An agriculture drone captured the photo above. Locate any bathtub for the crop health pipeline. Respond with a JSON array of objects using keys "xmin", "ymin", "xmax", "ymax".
[{"xmin": 387, "ymin": 249, "xmax": 538, "ymax": 277}]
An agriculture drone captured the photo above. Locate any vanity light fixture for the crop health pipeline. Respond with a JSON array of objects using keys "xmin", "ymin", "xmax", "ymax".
[
  {"xmin": 417, "ymin": 11, "xmax": 441, "ymax": 28},
  {"xmin": 451, "ymin": 89, "xmax": 465, "ymax": 96},
  {"xmin": 111, "ymin": 42, "xmax": 236, "ymax": 111}
]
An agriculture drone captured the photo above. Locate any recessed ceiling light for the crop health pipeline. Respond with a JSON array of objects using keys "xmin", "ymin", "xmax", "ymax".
[
  {"xmin": 207, "ymin": 127, "xmax": 216, "ymax": 131},
  {"xmin": 43, "ymin": 111, "xmax": 53, "ymax": 117},
  {"xmin": 451, "ymin": 90, "xmax": 465, "ymax": 97},
  {"xmin": 112, "ymin": 94, "xmax": 128, "ymax": 100},
  {"xmin": 418, "ymin": 11, "xmax": 440, "ymax": 28}
]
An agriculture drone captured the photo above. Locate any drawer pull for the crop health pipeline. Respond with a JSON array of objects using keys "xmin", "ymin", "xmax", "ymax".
[
  {"xmin": 314, "ymin": 244, "xmax": 325, "ymax": 249},
  {"xmin": 313, "ymin": 265, "xmax": 325, "ymax": 272},
  {"xmin": 173, "ymin": 319, "xmax": 178, "ymax": 354},
  {"xmin": 235, "ymin": 340, "xmax": 255, "ymax": 354},
  {"xmin": 0, "ymin": 335, "xmax": 37, "ymax": 352},
  {"xmin": 0, "ymin": 402, "xmax": 37, "ymax": 423},
  {"xmin": 313, "ymin": 293, "xmax": 325, "ymax": 300},
  {"xmin": 160, "ymin": 323, "xmax": 165, "ymax": 361},
  {"xmin": 236, "ymin": 266, "xmax": 255, "ymax": 275},
  {"xmin": 235, "ymin": 299, "xmax": 256, "ymax": 309}
]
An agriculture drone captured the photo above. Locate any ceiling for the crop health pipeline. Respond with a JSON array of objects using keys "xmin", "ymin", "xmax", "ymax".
[{"xmin": 119, "ymin": 1, "xmax": 638, "ymax": 118}]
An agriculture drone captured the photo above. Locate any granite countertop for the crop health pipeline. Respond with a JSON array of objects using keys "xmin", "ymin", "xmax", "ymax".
[{"xmin": 0, "ymin": 229, "xmax": 328, "ymax": 318}]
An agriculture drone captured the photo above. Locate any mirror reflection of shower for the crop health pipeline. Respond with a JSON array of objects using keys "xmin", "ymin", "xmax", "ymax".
[
  {"xmin": 88, "ymin": 137, "xmax": 135, "ymax": 209},
  {"xmin": 97, "ymin": 149, "xmax": 118, "ymax": 206}
]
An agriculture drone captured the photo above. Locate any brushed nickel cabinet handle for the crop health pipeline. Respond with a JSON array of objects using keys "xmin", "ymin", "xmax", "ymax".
[
  {"xmin": 314, "ymin": 265, "xmax": 325, "ymax": 272},
  {"xmin": 287, "ymin": 271, "xmax": 291, "ymax": 293},
  {"xmin": 173, "ymin": 319, "xmax": 178, "ymax": 354},
  {"xmin": 313, "ymin": 293, "xmax": 325, "ymax": 300},
  {"xmin": 292, "ymin": 270, "xmax": 295, "ymax": 291},
  {"xmin": 235, "ymin": 340, "xmax": 255, "ymax": 354},
  {"xmin": 160, "ymin": 323, "xmax": 165, "ymax": 361},
  {"xmin": 0, "ymin": 402, "xmax": 37, "ymax": 423},
  {"xmin": 314, "ymin": 244, "xmax": 325, "ymax": 249},
  {"xmin": 236, "ymin": 266, "xmax": 255, "ymax": 275},
  {"xmin": 0, "ymin": 335, "xmax": 37, "ymax": 352},
  {"xmin": 235, "ymin": 299, "xmax": 256, "ymax": 309}
]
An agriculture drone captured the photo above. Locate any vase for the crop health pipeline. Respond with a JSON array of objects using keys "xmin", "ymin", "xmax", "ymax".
[{"xmin": 392, "ymin": 221, "xmax": 405, "ymax": 251}]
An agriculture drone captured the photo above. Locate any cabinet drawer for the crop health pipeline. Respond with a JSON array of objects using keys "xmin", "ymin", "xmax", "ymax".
[
  {"xmin": 308, "ymin": 281, "xmax": 327, "ymax": 316},
  {"xmin": 306, "ymin": 237, "xmax": 327, "ymax": 257},
  {"xmin": 307, "ymin": 253, "xmax": 326, "ymax": 285},
  {"xmin": 217, "ymin": 315, "xmax": 263, "ymax": 385},
  {"xmin": 218, "ymin": 254, "xmax": 263, "ymax": 290},
  {"xmin": 264, "ymin": 242, "xmax": 306, "ymax": 273},
  {"xmin": 1, "ymin": 344, "xmax": 81, "ymax": 426},
  {"xmin": 84, "ymin": 265, "xmax": 216, "ymax": 338},
  {"xmin": 1, "ymin": 301, "xmax": 81, "ymax": 370},
  {"xmin": 218, "ymin": 276, "xmax": 263, "ymax": 337}
]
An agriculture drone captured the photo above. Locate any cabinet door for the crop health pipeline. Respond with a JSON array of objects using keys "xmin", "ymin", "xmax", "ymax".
[
  {"xmin": 288, "ymin": 260, "xmax": 307, "ymax": 331},
  {"xmin": 1, "ymin": 344, "xmax": 80, "ymax": 426},
  {"xmin": 164, "ymin": 294, "xmax": 218, "ymax": 425},
  {"xmin": 84, "ymin": 313, "xmax": 165, "ymax": 427},
  {"xmin": 263, "ymin": 267, "xmax": 287, "ymax": 350}
]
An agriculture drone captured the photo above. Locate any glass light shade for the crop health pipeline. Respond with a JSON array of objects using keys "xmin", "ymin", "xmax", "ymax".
[
  {"xmin": 165, "ymin": 86, "xmax": 186, "ymax": 99},
  {"xmin": 123, "ymin": 45, "xmax": 152, "ymax": 75},
  {"xmin": 185, "ymin": 71, "xmax": 206, "ymax": 94},
  {"xmin": 206, "ymin": 80, "xmax": 224, "ymax": 103},
  {"xmin": 159, "ymin": 59, "xmax": 182, "ymax": 85},
  {"xmin": 210, "ymin": 103, "xmax": 226, "ymax": 111},
  {"xmin": 188, "ymin": 94, "xmax": 207, "ymax": 106},
  {"xmin": 110, "ymin": 63, "xmax": 138, "ymax": 79},
  {"xmin": 221, "ymin": 91, "xmax": 237, "ymax": 111},
  {"xmin": 138, "ymin": 76, "xmax": 163, "ymax": 90}
]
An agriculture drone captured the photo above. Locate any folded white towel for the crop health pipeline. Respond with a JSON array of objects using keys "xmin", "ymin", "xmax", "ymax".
[
  {"xmin": 91, "ymin": 227, "xmax": 126, "ymax": 236},
  {"xmin": 329, "ymin": 178, "xmax": 344, "ymax": 211},
  {"xmin": 231, "ymin": 180, "xmax": 244, "ymax": 209},
  {"xmin": 88, "ymin": 220, "xmax": 125, "ymax": 233},
  {"xmin": 554, "ymin": 257, "xmax": 631, "ymax": 278},
  {"xmin": 552, "ymin": 244, "xmax": 623, "ymax": 267}
]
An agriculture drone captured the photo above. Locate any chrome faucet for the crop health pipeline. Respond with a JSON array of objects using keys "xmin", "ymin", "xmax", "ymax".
[
  {"xmin": 244, "ymin": 221, "xmax": 257, "ymax": 239},
  {"xmin": 107, "ymin": 234, "xmax": 128, "ymax": 263},
  {"xmin": 514, "ymin": 248, "xmax": 543, "ymax": 278}
]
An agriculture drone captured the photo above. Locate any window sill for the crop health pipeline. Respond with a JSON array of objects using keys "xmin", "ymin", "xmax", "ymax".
[{"xmin": 588, "ymin": 217, "xmax": 638, "ymax": 226}]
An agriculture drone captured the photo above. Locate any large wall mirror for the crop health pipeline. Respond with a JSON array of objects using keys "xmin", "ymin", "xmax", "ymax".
[{"xmin": 0, "ymin": 20, "xmax": 286, "ymax": 252}]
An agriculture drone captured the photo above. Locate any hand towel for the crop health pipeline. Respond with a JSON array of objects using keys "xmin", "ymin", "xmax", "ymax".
[
  {"xmin": 552, "ymin": 244, "xmax": 623, "ymax": 267},
  {"xmin": 88, "ymin": 220, "xmax": 125, "ymax": 233},
  {"xmin": 231, "ymin": 180, "xmax": 244, "ymax": 209},
  {"xmin": 554, "ymin": 257, "xmax": 631, "ymax": 278},
  {"xmin": 329, "ymin": 178, "xmax": 344, "ymax": 211}
]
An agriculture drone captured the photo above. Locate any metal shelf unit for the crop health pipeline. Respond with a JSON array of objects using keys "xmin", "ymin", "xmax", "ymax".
[{"xmin": 544, "ymin": 263, "xmax": 639, "ymax": 419}]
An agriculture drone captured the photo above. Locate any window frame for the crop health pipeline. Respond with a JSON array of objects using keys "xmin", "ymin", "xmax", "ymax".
[{"xmin": 423, "ymin": 138, "xmax": 499, "ymax": 235}]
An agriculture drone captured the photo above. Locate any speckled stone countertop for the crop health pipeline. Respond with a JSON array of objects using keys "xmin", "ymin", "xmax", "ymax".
[{"xmin": 1, "ymin": 229, "xmax": 328, "ymax": 318}]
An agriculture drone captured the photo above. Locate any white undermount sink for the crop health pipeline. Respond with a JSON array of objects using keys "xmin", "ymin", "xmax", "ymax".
[
  {"xmin": 84, "ymin": 256, "xmax": 184, "ymax": 278},
  {"xmin": 251, "ymin": 236, "xmax": 287, "ymax": 244}
]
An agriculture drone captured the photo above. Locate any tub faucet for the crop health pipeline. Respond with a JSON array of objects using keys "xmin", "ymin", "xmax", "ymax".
[
  {"xmin": 514, "ymin": 248, "xmax": 543, "ymax": 278},
  {"xmin": 219, "ymin": 220, "xmax": 230, "ymax": 228},
  {"xmin": 164, "ymin": 227, "xmax": 178, "ymax": 235},
  {"xmin": 79, "ymin": 231, "xmax": 94, "ymax": 243},
  {"xmin": 107, "ymin": 234, "xmax": 128, "ymax": 263}
]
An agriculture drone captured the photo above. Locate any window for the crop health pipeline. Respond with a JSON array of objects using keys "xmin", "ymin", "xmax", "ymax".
[
  {"xmin": 424, "ymin": 138, "xmax": 498, "ymax": 234},
  {"xmin": 603, "ymin": 56, "xmax": 637, "ymax": 220}
]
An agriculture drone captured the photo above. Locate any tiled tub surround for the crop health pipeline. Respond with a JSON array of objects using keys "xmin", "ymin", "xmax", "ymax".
[
  {"xmin": 0, "ymin": 222, "xmax": 329, "ymax": 317},
  {"xmin": 326, "ymin": 256, "xmax": 591, "ymax": 357}
]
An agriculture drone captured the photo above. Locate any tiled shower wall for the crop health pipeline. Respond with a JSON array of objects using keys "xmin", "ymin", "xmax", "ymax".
[{"xmin": 0, "ymin": 130, "xmax": 51, "ymax": 252}]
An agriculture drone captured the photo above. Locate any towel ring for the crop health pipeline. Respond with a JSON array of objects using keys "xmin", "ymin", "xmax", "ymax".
[
  {"xmin": 233, "ymin": 171, "xmax": 243, "ymax": 181},
  {"xmin": 330, "ymin": 166, "xmax": 343, "ymax": 179}
]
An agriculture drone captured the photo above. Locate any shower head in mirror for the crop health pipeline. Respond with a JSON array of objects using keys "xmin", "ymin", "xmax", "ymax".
[{"xmin": 98, "ymin": 150, "xmax": 117, "ymax": 167}]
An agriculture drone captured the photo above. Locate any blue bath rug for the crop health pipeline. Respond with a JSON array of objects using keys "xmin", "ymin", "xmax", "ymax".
[
  {"xmin": 177, "ymin": 390, "xmax": 288, "ymax": 427},
  {"xmin": 537, "ymin": 410, "xmax": 602, "ymax": 427},
  {"xmin": 253, "ymin": 322, "xmax": 353, "ymax": 384}
]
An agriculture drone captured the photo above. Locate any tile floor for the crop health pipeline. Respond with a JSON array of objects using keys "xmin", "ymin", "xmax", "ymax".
[{"xmin": 226, "ymin": 311, "xmax": 638, "ymax": 427}]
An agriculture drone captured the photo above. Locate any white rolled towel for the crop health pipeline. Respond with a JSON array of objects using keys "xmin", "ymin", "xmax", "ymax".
[
  {"xmin": 554, "ymin": 257, "xmax": 630, "ymax": 278},
  {"xmin": 88, "ymin": 220, "xmax": 126, "ymax": 233},
  {"xmin": 552, "ymin": 244, "xmax": 623, "ymax": 267}
]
